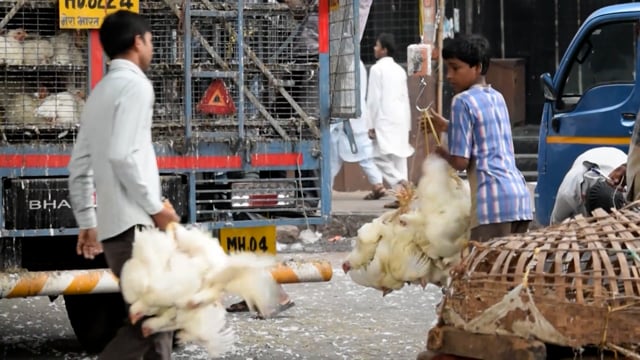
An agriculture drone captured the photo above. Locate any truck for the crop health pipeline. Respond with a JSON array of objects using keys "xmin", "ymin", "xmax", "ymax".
[
  {"xmin": 535, "ymin": 3, "xmax": 639, "ymax": 226},
  {"xmin": 0, "ymin": 0, "xmax": 360, "ymax": 352}
]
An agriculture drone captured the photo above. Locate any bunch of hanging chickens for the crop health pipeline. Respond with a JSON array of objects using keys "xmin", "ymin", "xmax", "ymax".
[
  {"xmin": 342, "ymin": 154, "xmax": 471, "ymax": 296},
  {"xmin": 119, "ymin": 223, "xmax": 281, "ymax": 358}
]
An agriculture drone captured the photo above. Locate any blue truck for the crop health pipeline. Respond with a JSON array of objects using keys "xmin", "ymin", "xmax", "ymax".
[
  {"xmin": 536, "ymin": 3, "xmax": 639, "ymax": 225},
  {"xmin": 0, "ymin": 0, "xmax": 359, "ymax": 351}
]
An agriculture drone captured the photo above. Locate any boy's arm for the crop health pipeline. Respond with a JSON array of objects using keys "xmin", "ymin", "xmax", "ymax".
[{"xmin": 440, "ymin": 98, "xmax": 472, "ymax": 171}]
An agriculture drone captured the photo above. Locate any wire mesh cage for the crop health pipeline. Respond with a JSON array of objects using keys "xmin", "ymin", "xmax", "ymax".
[
  {"xmin": 0, "ymin": 0, "xmax": 87, "ymax": 143},
  {"xmin": 185, "ymin": 0, "xmax": 321, "ymax": 141},
  {"xmin": 329, "ymin": 0, "xmax": 358, "ymax": 119},
  {"xmin": 440, "ymin": 206, "xmax": 640, "ymax": 354}
]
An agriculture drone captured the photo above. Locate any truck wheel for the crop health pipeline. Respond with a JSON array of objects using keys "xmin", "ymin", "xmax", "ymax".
[{"xmin": 63, "ymin": 293, "xmax": 126, "ymax": 353}]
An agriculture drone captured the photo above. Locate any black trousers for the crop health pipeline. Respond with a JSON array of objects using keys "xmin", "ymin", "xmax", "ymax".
[{"xmin": 99, "ymin": 226, "xmax": 173, "ymax": 360}]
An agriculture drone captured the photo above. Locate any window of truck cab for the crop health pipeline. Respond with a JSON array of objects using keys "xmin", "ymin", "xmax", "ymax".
[{"xmin": 557, "ymin": 20, "xmax": 636, "ymax": 112}]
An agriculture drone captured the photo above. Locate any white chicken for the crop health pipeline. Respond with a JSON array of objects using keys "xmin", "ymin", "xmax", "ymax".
[
  {"xmin": 119, "ymin": 223, "xmax": 281, "ymax": 358},
  {"xmin": 141, "ymin": 303, "xmax": 237, "ymax": 358},
  {"xmin": 342, "ymin": 154, "xmax": 472, "ymax": 295},
  {"xmin": 411, "ymin": 154, "xmax": 471, "ymax": 259},
  {"xmin": 170, "ymin": 224, "xmax": 280, "ymax": 317},
  {"xmin": 3, "ymin": 93, "xmax": 43, "ymax": 125},
  {"xmin": 51, "ymin": 32, "xmax": 85, "ymax": 66},
  {"xmin": 34, "ymin": 89, "xmax": 85, "ymax": 125},
  {"xmin": 0, "ymin": 28, "xmax": 27, "ymax": 65},
  {"xmin": 22, "ymin": 37, "xmax": 54, "ymax": 66}
]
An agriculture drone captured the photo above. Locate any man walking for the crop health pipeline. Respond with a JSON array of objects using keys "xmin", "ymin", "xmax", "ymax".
[
  {"xmin": 367, "ymin": 33, "xmax": 415, "ymax": 208},
  {"xmin": 331, "ymin": 59, "xmax": 386, "ymax": 200},
  {"xmin": 68, "ymin": 10, "xmax": 179, "ymax": 359}
]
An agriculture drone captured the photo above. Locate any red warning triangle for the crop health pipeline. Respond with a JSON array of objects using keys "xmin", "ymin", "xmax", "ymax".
[{"xmin": 197, "ymin": 80, "xmax": 236, "ymax": 115}]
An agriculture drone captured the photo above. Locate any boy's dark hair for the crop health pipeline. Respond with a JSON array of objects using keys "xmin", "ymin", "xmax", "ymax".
[
  {"xmin": 99, "ymin": 10, "xmax": 151, "ymax": 59},
  {"xmin": 377, "ymin": 33, "xmax": 396, "ymax": 58},
  {"xmin": 442, "ymin": 34, "xmax": 491, "ymax": 75}
]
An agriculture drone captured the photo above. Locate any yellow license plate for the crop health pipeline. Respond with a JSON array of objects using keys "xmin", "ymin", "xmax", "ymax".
[{"xmin": 219, "ymin": 225, "xmax": 276, "ymax": 255}]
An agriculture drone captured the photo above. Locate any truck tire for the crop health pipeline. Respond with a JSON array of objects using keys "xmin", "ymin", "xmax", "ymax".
[{"xmin": 63, "ymin": 293, "xmax": 126, "ymax": 353}]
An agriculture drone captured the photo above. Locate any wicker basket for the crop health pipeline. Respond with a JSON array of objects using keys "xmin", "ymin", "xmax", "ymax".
[{"xmin": 439, "ymin": 206, "xmax": 640, "ymax": 355}]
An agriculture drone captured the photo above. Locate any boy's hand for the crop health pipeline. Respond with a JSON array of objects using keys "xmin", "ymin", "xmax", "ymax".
[
  {"xmin": 420, "ymin": 108, "xmax": 449, "ymax": 134},
  {"xmin": 434, "ymin": 145, "xmax": 450, "ymax": 160},
  {"xmin": 368, "ymin": 128, "xmax": 376, "ymax": 140}
]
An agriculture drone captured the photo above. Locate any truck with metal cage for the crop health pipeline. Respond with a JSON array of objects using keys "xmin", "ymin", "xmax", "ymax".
[{"xmin": 0, "ymin": 0, "xmax": 360, "ymax": 351}]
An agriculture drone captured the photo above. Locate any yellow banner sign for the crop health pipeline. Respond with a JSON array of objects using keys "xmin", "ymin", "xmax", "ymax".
[{"xmin": 59, "ymin": 0, "xmax": 140, "ymax": 30}]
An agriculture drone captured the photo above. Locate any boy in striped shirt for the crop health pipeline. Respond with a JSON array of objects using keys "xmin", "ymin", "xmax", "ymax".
[{"xmin": 429, "ymin": 34, "xmax": 533, "ymax": 241}]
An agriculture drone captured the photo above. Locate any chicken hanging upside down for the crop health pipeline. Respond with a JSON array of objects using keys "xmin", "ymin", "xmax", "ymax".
[
  {"xmin": 119, "ymin": 223, "xmax": 280, "ymax": 358},
  {"xmin": 342, "ymin": 154, "xmax": 471, "ymax": 296}
]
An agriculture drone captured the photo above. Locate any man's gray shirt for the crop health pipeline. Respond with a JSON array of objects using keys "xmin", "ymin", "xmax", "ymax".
[{"xmin": 68, "ymin": 59, "xmax": 163, "ymax": 241}]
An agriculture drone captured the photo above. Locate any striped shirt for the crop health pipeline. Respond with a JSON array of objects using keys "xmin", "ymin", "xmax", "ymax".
[{"xmin": 448, "ymin": 84, "xmax": 533, "ymax": 225}]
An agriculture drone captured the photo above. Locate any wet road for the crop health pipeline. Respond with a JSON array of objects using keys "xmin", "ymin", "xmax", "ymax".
[{"xmin": 1, "ymin": 252, "xmax": 442, "ymax": 360}]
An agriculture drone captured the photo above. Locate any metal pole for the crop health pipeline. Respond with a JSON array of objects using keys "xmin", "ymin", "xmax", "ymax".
[
  {"xmin": 353, "ymin": 0, "xmax": 360, "ymax": 118},
  {"xmin": 237, "ymin": 0, "xmax": 245, "ymax": 141},
  {"xmin": 1, "ymin": 261, "xmax": 333, "ymax": 298},
  {"xmin": 436, "ymin": 0, "xmax": 445, "ymax": 113},
  {"xmin": 318, "ymin": 0, "xmax": 332, "ymax": 219},
  {"xmin": 184, "ymin": 0, "xmax": 193, "ymax": 144}
]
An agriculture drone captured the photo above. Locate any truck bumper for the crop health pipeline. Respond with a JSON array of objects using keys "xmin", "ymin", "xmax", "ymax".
[{"xmin": 1, "ymin": 259, "xmax": 333, "ymax": 298}]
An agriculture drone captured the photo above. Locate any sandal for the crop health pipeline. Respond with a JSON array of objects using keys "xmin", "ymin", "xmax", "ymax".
[
  {"xmin": 255, "ymin": 300, "xmax": 296, "ymax": 320},
  {"xmin": 226, "ymin": 300, "xmax": 250, "ymax": 313},
  {"xmin": 383, "ymin": 200, "xmax": 400, "ymax": 209},
  {"xmin": 363, "ymin": 187, "xmax": 386, "ymax": 200}
]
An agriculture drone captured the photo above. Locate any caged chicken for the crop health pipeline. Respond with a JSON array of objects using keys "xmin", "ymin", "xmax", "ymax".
[
  {"xmin": 34, "ymin": 89, "xmax": 85, "ymax": 125},
  {"xmin": 0, "ymin": 28, "xmax": 27, "ymax": 65},
  {"xmin": 342, "ymin": 154, "xmax": 472, "ymax": 296},
  {"xmin": 23, "ymin": 36, "xmax": 54, "ymax": 66},
  {"xmin": 119, "ymin": 222, "xmax": 280, "ymax": 357}
]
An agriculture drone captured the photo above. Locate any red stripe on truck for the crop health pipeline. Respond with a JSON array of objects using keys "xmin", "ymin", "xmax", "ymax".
[{"xmin": 0, "ymin": 153, "xmax": 304, "ymax": 169}]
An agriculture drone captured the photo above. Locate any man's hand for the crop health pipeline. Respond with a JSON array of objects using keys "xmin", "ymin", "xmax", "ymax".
[
  {"xmin": 152, "ymin": 200, "xmax": 180, "ymax": 230},
  {"xmin": 76, "ymin": 228, "xmax": 102, "ymax": 260},
  {"xmin": 608, "ymin": 164, "xmax": 627, "ymax": 189},
  {"xmin": 368, "ymin": 128, "xmax": 376, "ymax": 140}
]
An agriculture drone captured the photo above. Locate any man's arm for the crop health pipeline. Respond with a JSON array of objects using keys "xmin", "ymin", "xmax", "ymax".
[
  {"xmin": 107, "ymin": 80, "xmax": 164, "ymax": 216},
  {"xmin": 68, "ymin": 122, "xmax": 102, "ymax": 259},
  {"xmin": 68, "ymin": 126, "xmax": 97, "ymax": 230},
  {"xmin": 366, "ymin": 65, "xmax": 382, "ymax": 133}
]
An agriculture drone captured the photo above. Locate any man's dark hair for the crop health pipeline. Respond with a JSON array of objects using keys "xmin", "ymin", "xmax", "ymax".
[
  {"xmin": 442, "ymin": 34, "xmax": 491, "ymax": 75},
  {"xmin": 99, "ymin": 10, "xmax": 151, "ymax": 59},
  {"xmin": 377, "ymin": 33, "xmax": 396, "ymax": 58}
]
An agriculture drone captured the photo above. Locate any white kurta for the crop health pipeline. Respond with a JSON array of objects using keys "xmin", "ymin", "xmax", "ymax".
[
  {"xmin": 332, "ymin": 60, "xmax": 374, "ymax": 163},
  {"xmin": 366, "ymin": 56, "xmax": 415, "ymax": 158}
]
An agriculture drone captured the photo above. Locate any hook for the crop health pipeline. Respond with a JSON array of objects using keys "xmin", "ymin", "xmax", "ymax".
[{"xmin": 415, "ymin": 77, "xmax": 432, "ymax": 112}]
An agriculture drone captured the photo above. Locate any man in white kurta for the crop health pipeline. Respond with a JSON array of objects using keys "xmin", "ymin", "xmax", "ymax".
[
  {"xmin": 367, "ymin": 33, "xmax": 415, "ymax": 207},
  {"xmin": 331, "ymin": 59, "xmax": 386, "ymax": 199}
]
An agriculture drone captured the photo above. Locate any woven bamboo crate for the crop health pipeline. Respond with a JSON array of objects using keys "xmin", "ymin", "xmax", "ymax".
[{"xmin": 439, "ymin": 206, "xmax": 640, "ymax": 355}]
